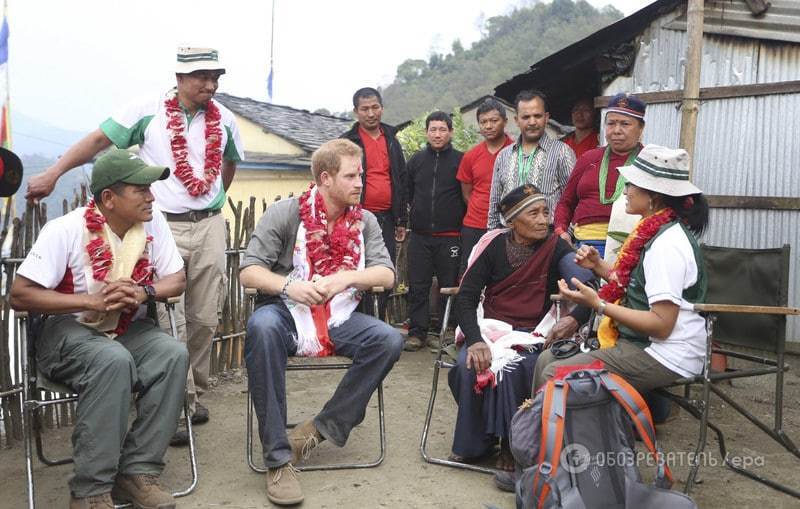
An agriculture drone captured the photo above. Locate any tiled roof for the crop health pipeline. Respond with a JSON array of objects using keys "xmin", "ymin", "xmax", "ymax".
[{"xmin": 215, "ymin": 93, "xmax": 353, "ymax": 153}]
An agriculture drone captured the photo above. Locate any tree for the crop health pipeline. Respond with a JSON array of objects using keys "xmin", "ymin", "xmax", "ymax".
[{"xmin": 381, "ymin": 0, "xmax": 623, "ymax": 125}]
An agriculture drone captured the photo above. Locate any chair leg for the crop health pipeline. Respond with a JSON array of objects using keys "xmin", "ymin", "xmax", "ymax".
[
  {"xmin": 22, "ymin": 391, "xmax": 36, "ymax": 509},
  {"xmin": 419, "ymin": 355, "xmax": 496, "ymax": 475},
  {"xmin": 246, "ymin": 381, "xmax": 386, "ymax": 472},
  {"xmin": 172, "ymin": 396, "xmax": 198, "ymax": 497},
  {"xmin": 684, "ymin": 378, "xmax": 711, "ymax": 494},
  {"xmin": 246, "ymin": 390, "xmax": 265, "ymax": 473},
  {"xmin": 419, "ymin": 293, "xmax": 495, "ymax": 474}
]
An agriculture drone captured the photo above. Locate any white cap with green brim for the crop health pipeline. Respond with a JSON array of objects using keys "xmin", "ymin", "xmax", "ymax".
[
  {"xmin": 175, "ymin": 47, "xmax": 226, "ymax": 75},
  {"xmin": 618, "ymin": 144, "xmax": 702, "ymax": 197}
]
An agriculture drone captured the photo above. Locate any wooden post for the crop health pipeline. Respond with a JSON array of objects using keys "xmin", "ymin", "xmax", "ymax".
[{"xmin": 679, "ymin": 0, "xmax": 705, "ymax": 177}]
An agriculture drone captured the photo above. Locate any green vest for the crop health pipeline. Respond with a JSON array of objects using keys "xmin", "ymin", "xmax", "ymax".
[{"xmin": 617, "ymin": 221, "xmax": 707, "ymax": 347}]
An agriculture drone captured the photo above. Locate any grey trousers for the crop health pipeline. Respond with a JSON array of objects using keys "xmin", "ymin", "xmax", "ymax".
[
  {"xmin": 37, "ymin": 315, "xmax": 189, "ymax": 497},
  {"xmin": 245, "ymin": 302, "xmax": 403, "ymax": 468},
  {"xmin": 533, "ymin": 338, "xmax": 681, "ymax": 393}
]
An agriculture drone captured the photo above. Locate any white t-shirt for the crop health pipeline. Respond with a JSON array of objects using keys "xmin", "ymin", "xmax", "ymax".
[
  {"xmin": 17, "ymin": 206, "xmax": 184, "ymax": 320},
  {"xmin": 642, "ymin": 224, "xmax": 707, "ymax": 378},
  {"xmin": 100, "ymin": 91, "xmax": 245, "ymax": 214}
]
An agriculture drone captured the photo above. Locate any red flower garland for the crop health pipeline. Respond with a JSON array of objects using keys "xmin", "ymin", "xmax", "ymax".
[
  {"xmin": 84, "ymin": 200, "xmax": 155, "ymax": 336},
  {"xmin": 164, "ymin": 92, "xmax": 223, "ymax": 197},
  {"xmin": 298, "ymin": 184, "xmax": 363, "ymax": 277},
  {"xmin": 598, "ymin": 208, "xmax": 677, "ymax": 303}
]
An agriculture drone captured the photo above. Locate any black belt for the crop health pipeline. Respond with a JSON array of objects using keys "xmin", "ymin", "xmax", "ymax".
[{"xmin": 165, "ymin": 209, "xmax": 221, "ymax": 222}]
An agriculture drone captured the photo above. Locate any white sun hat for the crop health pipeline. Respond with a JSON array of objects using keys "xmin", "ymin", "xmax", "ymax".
[
  {"xmin": 175, "ymin": 47, "xmax": 225, "ymax": 75},
  {"xmin": 618, "ymin": 144, "xmax": 702, "ymax": 197}
]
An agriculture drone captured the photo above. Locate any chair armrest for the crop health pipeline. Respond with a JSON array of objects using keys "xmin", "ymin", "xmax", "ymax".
[
  {"xmin": 440, "ymin": 287, "xmax": 459, "ymax": 296},
  {"xmin": 694, "ymin": 303, "xmax": 800, "ymax": 316}
]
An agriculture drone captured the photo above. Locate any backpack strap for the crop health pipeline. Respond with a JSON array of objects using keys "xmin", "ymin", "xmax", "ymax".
[
  {"xmin": 598, "ymin": 372, "xmax": 674, "ymax": 484},
  {"xmin": 532, "ymin": 379, "xmax": 570, "ymax": 509}
]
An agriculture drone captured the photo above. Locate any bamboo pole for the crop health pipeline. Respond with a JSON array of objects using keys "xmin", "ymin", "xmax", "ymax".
[{"xmin": 679, "ymin": 0, "xmax": 705, "ymax": 176}]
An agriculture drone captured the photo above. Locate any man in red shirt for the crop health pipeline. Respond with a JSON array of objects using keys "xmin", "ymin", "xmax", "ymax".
[
  {"xmin": 561, "ymin": 98, "xmax": 599, "ymax": 159},
  {"xmin": 456, "ymin": 98, "xmax": 513, "ymax": 273},
  {"xmin": 341, "ymin": 88, "xmax": 407, "ymax": 319}
]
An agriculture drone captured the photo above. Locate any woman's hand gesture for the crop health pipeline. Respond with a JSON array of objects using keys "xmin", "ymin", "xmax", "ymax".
[{"xmin": 557, "ymin": 278, "xmax": 601, "ymax": 311}]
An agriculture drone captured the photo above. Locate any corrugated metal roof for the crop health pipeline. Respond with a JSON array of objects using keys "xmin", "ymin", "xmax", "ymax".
[
  {"xmin": 494, "ymin": 0, "xmax": 684, "ymax": 101},
  {"xmin": 495, "ymin": 0, "xmax": 800, "ymax": 102},
  {"xmin": 665, "ymin": 0, "xmax": 800, "ymax": 44}
]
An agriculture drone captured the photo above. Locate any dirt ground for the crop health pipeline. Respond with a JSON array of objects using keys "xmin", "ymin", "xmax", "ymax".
[{"xmin": 2, "ymin": 342, "xmax": 800, "ymax": 509}]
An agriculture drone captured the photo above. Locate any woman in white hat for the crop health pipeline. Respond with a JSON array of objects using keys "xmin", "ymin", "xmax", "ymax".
[{"xmin": 533, "ymin": 144, "xmax": 709, "ymax": 393}]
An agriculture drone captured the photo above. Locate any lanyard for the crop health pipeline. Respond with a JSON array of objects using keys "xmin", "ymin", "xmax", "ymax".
[
  {"xmin": 517, "ymin": 146, "xmax": 540, "ymax": 184},
  {"xmin": 599, "ymin": 146, "xmax": 639, "ymax": 205}
]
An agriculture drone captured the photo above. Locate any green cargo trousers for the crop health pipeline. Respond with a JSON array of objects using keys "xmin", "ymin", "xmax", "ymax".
[{"xmin": 36, "ymin": 315, "xmax": 189, "ymax": 497}]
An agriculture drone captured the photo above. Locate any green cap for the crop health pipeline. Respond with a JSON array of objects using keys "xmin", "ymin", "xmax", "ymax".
[{"xmin": 90, "ymin": 149, "xmax": 170, "ymax": 195}]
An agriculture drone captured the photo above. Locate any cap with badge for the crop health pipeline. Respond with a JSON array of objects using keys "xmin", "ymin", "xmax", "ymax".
[
  {"xmin": 175, "ymin": 47, "xmax": 225, "ymax": 75},
  {"xmin": 0, "ymin": 148, "xmax": 23, "ymax": 197},
  {"xmin": 90, "ymin": 149, "xmax": 170, "ymax": 195},
  {"xmin": 606, "ymin": 93, "xmax": 647, "ymax": 121}
]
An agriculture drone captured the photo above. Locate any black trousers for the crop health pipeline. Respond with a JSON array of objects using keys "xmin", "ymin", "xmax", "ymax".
[
  {"xmin": 359, "ymin": 210, "xmax": 395, "ymax": 321},
  {"xmin": 459, "ymin": 225, "xmax": 486, "ymax": 276},
  {"xmin": 407, "ymin": 232, "xmax": 461, "ymax": 339}
]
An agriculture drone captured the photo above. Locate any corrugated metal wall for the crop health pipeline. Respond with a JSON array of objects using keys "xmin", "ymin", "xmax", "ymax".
[{"xmin": 601, "ymin": 15, "xmax": 800, "ymax": 340}]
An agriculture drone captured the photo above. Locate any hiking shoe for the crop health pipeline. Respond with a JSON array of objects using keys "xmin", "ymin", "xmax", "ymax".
[
  {"xmin": 169, "ymin": 429, "xmax": 189, "ymax": 447},
  {"xmin": 288, "ymin": 419, "xmax": 324, "ymax": 465},
  {"xmin": 403, "ymin": 335, "xmax": 426, "ymax": 352},
  {"xmin": 69, "ymin": 493, "xmax": 114, "ymax": 509},
  {"xmin": 266, "ymin": 463, "xmax": 304, "ymax": 506},
  {"xmin": 191, "ymin": 403, "xmax": 209, "ymax": 425},
  {"xmin": 111, "ymin": 473, "xmax": 175, "ymax": 508}
]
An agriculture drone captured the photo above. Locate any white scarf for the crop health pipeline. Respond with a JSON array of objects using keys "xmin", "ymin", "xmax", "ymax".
[
  {"xmin": 78, "ymin": 217, "xmax": 147, "ymax": 337},
  {"xmin": 285, "ymin": 188, "xmax": 365, "ymax": 356}
]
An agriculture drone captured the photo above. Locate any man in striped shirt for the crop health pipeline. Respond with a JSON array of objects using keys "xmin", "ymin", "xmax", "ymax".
[{"xmin": 486, "ymin": 90, "xmax": 576, "ymax": 229}]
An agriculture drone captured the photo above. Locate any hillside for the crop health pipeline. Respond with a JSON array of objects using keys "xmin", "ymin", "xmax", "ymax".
[{"xmin": 380, "ymin": 0, "xmax": 623, "ymax": 124}]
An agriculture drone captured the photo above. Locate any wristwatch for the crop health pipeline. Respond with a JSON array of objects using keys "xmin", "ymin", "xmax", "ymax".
[
  {"xmin": 143, "ymin": 284, "xmax": 156, "ymax": 304},
  {"xmin": 597, "ymin": 299, "xmax": 607, "ymax": 317}
]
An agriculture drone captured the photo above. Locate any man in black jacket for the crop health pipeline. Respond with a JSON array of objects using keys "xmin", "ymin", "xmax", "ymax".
[
  {"xmin": 341, "ymin": 87, "xmax": 407, "ymax": 320},
  {"xmin": 340, "ymin": 87, "xmax": 407, "ymax": 262},
  {"xmin": 405, "ymin": 111, "xmax": 465, "ymax": 351}
]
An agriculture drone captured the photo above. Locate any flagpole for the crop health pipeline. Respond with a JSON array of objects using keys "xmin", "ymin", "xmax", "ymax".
[
  {"xmin": 3, "ymin": 0, "xmax": 10, "ymax": 149},
  {"xmin": 268, "ymin": 0, "xmax": 276, "ymax": 102}
]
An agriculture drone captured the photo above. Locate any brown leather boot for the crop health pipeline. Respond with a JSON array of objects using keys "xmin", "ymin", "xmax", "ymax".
[
  {"xmin": 69, "ymin": 493, "xmax": 114, "ymax": 509},
  {"xmin": 111, "ymin": 473, "xmax": 175, "ymax": 508},
  {"xmin": 288, "ymin": 419, "xmax": 324, "ymax": 465},
  {"xmin": 266, "ymin": 463, "xmax": 304, "ymax": 506}
]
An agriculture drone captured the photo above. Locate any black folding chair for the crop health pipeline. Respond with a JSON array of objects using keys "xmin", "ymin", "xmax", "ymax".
[
  {"xmin": 244, "ymin": 287, "xmax": 387, "ymax": 472},
  {"xmin": 19, "ymin": 297, "xmax": 198, "ymax": 509},
  {"xmin": 656, "ymin": 244, "xmax": 800, "ymax": 498}
]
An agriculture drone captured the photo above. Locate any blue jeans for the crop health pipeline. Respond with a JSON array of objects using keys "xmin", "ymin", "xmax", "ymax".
[{"xmin": 245, "ymin": 302, "xmax": 403, "ymax": 467}]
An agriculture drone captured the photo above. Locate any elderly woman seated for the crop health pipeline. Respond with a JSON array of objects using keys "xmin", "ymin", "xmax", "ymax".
[{"xmin": 447, "ymin": 184, "xmax": 595, "ymax": 479}]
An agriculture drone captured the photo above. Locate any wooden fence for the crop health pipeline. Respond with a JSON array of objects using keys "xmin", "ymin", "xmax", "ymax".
[{"xmin": 0, "ymin": 190, "xmax": 409, "ymax": 446}]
